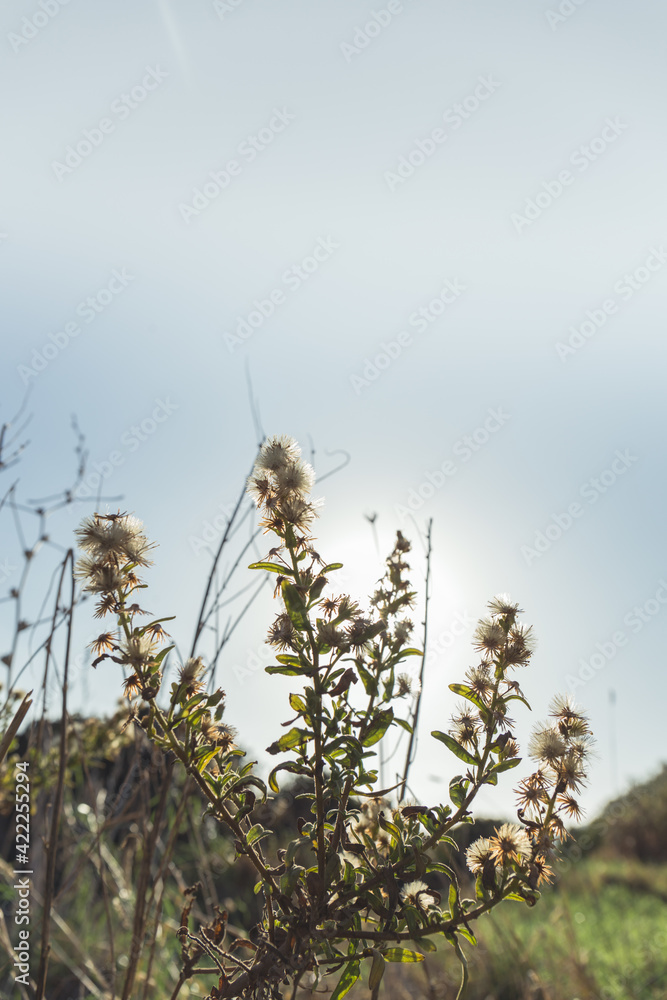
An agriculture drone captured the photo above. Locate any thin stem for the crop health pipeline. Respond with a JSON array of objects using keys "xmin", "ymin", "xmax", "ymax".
[
  {"xmin": 35, "ymin": 550, "xmax": 74, "ymax": 1000},
  {"xmin": 399, "ymin": 518, "xmax": 432, "ymax": 802}
]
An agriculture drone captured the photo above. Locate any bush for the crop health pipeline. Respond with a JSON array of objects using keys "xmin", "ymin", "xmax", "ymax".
[{"xmin": 21, "ymin": 434, "xmax": 595, "ymax": 999}]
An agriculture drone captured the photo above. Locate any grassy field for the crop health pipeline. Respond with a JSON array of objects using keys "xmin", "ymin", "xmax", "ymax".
[
  {"xmin": 369, "ymin": 858, "xmax": 667, "ymax": 1000},
  {"xmin": 2, "ymin": 718, "xmax": 666, "ymax": 1000}
]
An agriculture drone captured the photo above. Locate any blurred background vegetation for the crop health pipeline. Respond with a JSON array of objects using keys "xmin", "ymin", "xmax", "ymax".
[
  {"xmin": 1, "ymin": 710, "xmax": 666, "ymax": 999},
  {"xmin": 1, "ymin": 414, "xmax": 665, "ymax": 999}
]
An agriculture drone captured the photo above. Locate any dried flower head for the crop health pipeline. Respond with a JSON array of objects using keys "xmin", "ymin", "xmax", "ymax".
[
  {"xmin": 529, "ymin": 857, "xmax": 555, "ymax": 886},
  {"xmin": 122, "ymin": 673, "xmax": 141, "ymax": 699},
  {"xmin": 76, "ymin": 513, "xmax": 155, "ymax": 567},
  {"xmin": 246, "ymin": 473, "xmax": 273, "ymax": 505},
  {"xmin": 75, "ymin": 559, "xmax": 126, "ymax": 594},
  {"xmin": 472, "ymin": 618, "xmax": 506, "ymax": 657},
  {"xmin": 267, "ymin": 613, "xmax": 298, "ymax": 651},
  {"xmin": 466, "ymin": 837, "xmax": 496, "ymax": 875},
  {"xmin": 279, "ymin": 495, "xmax": 320, "ymax": 530},
  {"xmin": 504, "ymin": 622, "xmax": 536, "ymax": 666},
  {"xmin": 120, "ymin": 634, "xmax": 157, "ymax": 667},
  {"xmin": 528, "ymin": 725, "xmax": 567, "ymax": 765},
  {"xmin": 557, "ymin": 794, "xmax": 583, "ymax": 820},
  {"xmin": 549, "ymin": 694, "xmax": 591, "ymax": 739},
  {"xmin": 554, "ymin": 751, "xmax": 587, "ymax": 793},
  {"xmin": 466, "ymin": 663, "xmax": 494, "ymax": 702},
  {"xmin": 488, "ymin": 823, "xmax": 531, "ymax": 866},
  {"xmin": 274, "ymin": 460, "xmax": 316, "ymax": 498},
  {"xmin": 201, "ymin": 716, "xmax": 236, "ymax": 753},
  {"xmin": 178, "ymin": 657, "xmax": 206, "ymax": 697},
  {"xmin": 396, "ymin": 672, "xmax": 421, "ymax": 697},
  {"xmin": 450, "ymin": 705, "xmax": 480, "ymax": 747},
  {"xmin": 516, "ymin": 775, "xmax": 549, "ymax": 813},
  {"xmin": 255, "ymin": 435, "xmax": 302, "ymax": 474},
  {"xmin": 89, "ymin": 632, "xmax": 116, "ymax": 656},
  {"xmin": 487, "ymin": 593, "xmax": 521, "ymax": 617},
  {"xmin": 400, "ymin": 880, "xmax": 435, "ymax": 907}
]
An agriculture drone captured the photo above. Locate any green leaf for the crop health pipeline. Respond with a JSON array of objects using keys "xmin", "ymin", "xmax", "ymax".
[
  {"xmin": 322, "ymin": 563, "xmax": 343, "ymax": 573},
  {"xmin": 356, "ymin": 664, "xmax": 377, "ymax": 696},
  {"xmin": 266, "ymin": 727, "xmax": 307, "ymax": 755},
  {"xmin": 289, "ymin": 693, "xmax": 306, "ymax": 713},
  {"xmin": 431, "ymin": 731, "xmax": 478, "ymax": 766},
  {"xmin": 395, "ymin": 648, "xmax": 423, "ymax": 658},
  {"xmin": 152, "ymin": 644, "xmax": 174, "ymax": 667},
  {"xmin": 448, "ymin": 883, "xmax": 458, "ymax": 914},
  {"xmin": 449, "ymin": 775, "xmax": 469, "ymax": 808},
  {"xmin": 418, "ymin": 938, "xmax": 437, "ymax": 953},
  {"xmin": 268, "ymin": 760, "xmax": 307, "ymax": 793},
  {"xmin": 246, "ymin": 823, "xmax": 270, "ymax": 846},
  {"xmin": 323, "ymin": 735, "xmax": 363, "ymax": 762},
  {"xmin": 362, "ymin": 709, "xmax": 394, "ymax": 747},
  {"xmin": 308, "ymin": 576, "xmax": 328, "ymax": 603},
  {"xmin": 383, "ymin": 948, "xmax": 424, "ymax": 963},
  {"xmin": 225, "ymin": 774, "xmax": 267, "ymax": 800},
  {"xmin": 194, "ymin": 748, "xmax": 220, "ymax": 772},
  {"xmin": 488, "ymin": 757, "xmax": 522, "ymax": 776},
  {"xmin": 248, "ymin": 561, "xmax": 291, "ymax": 575},
  {"xmin": 275, "ymin": 653, "xmax": 304, "ymax": 666},
  {"xmin": 459, "ymin": 925, "xmax": 478, "ymax": 947},
  {"xmin": 181, "ymin": 693, "xmax": 207, "ymax": 713},
  {"xmin": 506, "ymin": 693, "xmax": 532, "ymax": 710},
  {"xmin": 395, "ymin": 717, "xmax": 413, "ymax": 735},
  {"xmin": 282, "ymin": 581, "xmax": 308, "ymax": 626},
  {"xmin": 448, "ymin": 683, "xmax": 487, "ymax": 713},
  {"xmin": 330, "ymin": 961, "xmax": 360, "ymax": 999},
  {"xmin": 266, "ymin": 665, "xmax": 302, "ymax": 677},
  {"xmin": 368, "ymin": 951, "xmax": 385, "ymax": 990},
  {"xmin": 378, "ymin": 814, "xmax": 401, "ymax": 840}
]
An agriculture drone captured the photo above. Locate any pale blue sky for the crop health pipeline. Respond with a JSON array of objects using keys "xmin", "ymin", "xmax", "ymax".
[{"xmin": 2, "ymin": 0, "xmax": 667, "ymax": 820}]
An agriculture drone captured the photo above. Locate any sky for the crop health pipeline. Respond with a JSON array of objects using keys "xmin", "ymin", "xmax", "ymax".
[{"xmin": 2, "ymin": 0, "xmax": 667, "ymax": 822}]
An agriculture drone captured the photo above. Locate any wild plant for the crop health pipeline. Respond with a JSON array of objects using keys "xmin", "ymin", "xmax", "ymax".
[{"xmin": 75, "ymin": 434, "xmax": 594, "ymax": 999}]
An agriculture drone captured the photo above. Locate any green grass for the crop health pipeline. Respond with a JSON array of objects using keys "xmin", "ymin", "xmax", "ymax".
[{"xmin": 384, "ymin": 858, "xmax": 667, "ymax": 1000}]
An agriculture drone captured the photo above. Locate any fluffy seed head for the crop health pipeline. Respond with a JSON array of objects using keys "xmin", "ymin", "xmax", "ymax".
[
  {"xmin": 466, "ymin": 837, "xmax": 496, "ymax": 874},
  {"xmin": 487, "ymin": 593, "xmax": 521, "ymax": 617},
  {"xmin": 473, "ymin": 618, "xmax": 506, "ymax": 657},
  {"xmin": 528, "ymin": 725, "xmax": 567, "ymax": 764},
  {"xmin": 489, "ymin": 823, "xmax": 531, "ymax": 865},
  {"xmin": 255, "ymin": 435, "xmax": 301, "ymax": 473},
  {"xmin": 274, "ymin": 460, "xmax": 315, "ymax": 498},
  {"xmin": 400, "ymin": 880, "xmax": 435, "ymax": 906}
]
